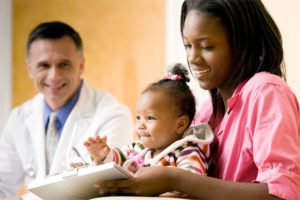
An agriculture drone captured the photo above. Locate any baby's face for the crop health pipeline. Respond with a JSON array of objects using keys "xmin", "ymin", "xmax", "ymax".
[{"xmin": 135, "ymin": 90, "xmax": 181, "ymax": 153}]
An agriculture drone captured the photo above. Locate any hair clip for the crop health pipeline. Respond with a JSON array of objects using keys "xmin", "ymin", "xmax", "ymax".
[{"xmin": 164, "ymin": 74, "xmax": 183, "ymax": 81}]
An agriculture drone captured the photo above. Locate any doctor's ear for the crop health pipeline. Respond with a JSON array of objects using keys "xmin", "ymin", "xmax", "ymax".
[
  {"xmin": 79, "ymin": 57, "xmax": 85, "ymax": 75},
  {"xmin": 175, "ymin": 115, "xmax": 190, "ymax": 134},
  {"xmin": 26, "ymin": 60, "xmax": 34, "ymax": 79}
]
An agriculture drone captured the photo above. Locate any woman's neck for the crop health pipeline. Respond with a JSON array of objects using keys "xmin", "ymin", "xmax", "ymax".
[{"xmin": 219, "ymin": 87, "xmax": 235, "ymax": 110}]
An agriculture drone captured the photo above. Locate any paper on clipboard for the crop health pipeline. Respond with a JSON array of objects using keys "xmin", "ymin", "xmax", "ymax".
[{"xmin": 28, "ymin": 162, "xmax": 133, "ymax": 200}]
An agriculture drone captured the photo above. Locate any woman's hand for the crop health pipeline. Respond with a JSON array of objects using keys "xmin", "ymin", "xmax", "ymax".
[
  {"xmin": 94, "ymin": 166, "xmax": 174, "ymax": 196},
  {"xmin": 94, "ymin": 165, "xmax": 281, "ymax": 200}
]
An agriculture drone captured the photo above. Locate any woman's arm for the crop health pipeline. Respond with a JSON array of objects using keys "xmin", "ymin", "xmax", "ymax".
[
  {"xmin": 169, "ymin": 167, "xmax": 281, "ymax": 200},
  {"xmin": 95, "ymin": 166, "xmax": 281, "ymax": 200}
]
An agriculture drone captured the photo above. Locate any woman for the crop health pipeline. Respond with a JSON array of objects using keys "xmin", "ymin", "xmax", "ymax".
[{"xmin": 95, "ymin": 1, "xmax": 300, "ymax": 199}]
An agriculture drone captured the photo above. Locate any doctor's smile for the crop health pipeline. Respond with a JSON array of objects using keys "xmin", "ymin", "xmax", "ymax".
[{"xmin": 44, "ymin": 82, "xmax": 68, "ymax": 93}]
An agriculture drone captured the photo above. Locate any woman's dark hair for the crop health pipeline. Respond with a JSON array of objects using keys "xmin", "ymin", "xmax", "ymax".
[
  {"xmin": 143, "ymin": 63, "xmax": 196, "ymax": 126},
  {"xmin": 27, "ymin": 21, "xmax": 83, "ymax": 56},
  {"xmin": 180, "ymin": 0, "xmax": 286, "ymax": 116}
]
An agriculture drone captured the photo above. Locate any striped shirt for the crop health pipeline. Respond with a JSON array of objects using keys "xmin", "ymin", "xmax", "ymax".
[{"xmin": 104, "ymin": 123, "xmax": 214, "ymax": 175}]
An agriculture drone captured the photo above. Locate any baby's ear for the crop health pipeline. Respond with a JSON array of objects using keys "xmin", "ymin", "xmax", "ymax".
[{"xmin": 176, "ymin": 115, "xmax": 190, "ymax": 134}]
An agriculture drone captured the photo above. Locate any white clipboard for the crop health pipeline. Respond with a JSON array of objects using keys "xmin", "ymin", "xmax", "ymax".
[{"xmin": 28, "ymin": 162, "xmax": 133, "ymax": 200}]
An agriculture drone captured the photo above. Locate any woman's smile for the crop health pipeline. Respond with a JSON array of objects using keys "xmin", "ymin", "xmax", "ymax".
[{"xmin": 192, "ymin": 68, "xmax": 211, "ymax": 80}]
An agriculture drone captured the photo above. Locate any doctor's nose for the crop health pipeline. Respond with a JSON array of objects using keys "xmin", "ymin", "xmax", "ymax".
[{"xmin": 48, "ymin": 66, "xmax": 62, "ymax": 80}]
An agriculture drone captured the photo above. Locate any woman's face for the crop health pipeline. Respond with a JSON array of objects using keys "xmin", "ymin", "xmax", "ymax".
[{"xmin": 183, "ymin": 10, "xmax": 233, "ymax": 91}]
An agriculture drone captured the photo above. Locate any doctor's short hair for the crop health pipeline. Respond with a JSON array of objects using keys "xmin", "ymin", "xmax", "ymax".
[
  {"xmin": 143, "ymin": 63, "xmax": 196, "ymax": 126},
  {"xmin": 26, "ymin": 21, "xmax": 83, "ymax": 56}
]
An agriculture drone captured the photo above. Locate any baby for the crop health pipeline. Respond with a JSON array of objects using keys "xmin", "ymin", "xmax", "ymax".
[{"xmin": 84, "ymin": 63, "xmax": 214, "ymax": 176}]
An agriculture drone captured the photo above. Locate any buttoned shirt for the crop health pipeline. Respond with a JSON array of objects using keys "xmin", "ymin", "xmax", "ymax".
[
  {"xmin": 43, "ymin": 81, "xmax": 82, "ymax": 137},
  {"xmin": 193, "ymin": 72, "xmax": 300, "ymax": 200}
]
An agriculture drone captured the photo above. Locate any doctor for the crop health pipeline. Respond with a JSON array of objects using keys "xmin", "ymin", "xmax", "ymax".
[{"xmin": 0, "ymin": 21, "xmax": 133, "ymax": 199}]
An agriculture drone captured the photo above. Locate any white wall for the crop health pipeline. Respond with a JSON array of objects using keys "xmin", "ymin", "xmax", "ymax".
[
  {"xmin": 1, "ymin": 0, "xmax": 298, "ymax": 134},
  {"xmin": 166, "ymin": 0, "xmax": 300, "ymax": 106},
  {"xmin": 0, "ymin": 0, "xmax": 12, "ymax": 133},
  {"xmin": 262, "ymin": 0, "xmax": 300, "ymax": 100},
  {"xmin": 165, "ymin": 0, "xmax": 208, "ymax": 110}
]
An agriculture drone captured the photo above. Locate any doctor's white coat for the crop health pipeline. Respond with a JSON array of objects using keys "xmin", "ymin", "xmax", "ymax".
[{"xmin": 0, "ymin": 81, "xmax": 133, "ymax": 199}]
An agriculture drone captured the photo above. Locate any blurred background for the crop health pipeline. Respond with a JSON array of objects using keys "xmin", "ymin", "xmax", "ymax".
[{"xmin": 0, "ymin": 0, "xmax": 299, "ymax": 132}]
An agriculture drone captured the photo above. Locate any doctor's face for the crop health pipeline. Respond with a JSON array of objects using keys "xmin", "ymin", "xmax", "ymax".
[{"xmin": 27, "ymin": 36, "xmax": 84, "ymax": 111}]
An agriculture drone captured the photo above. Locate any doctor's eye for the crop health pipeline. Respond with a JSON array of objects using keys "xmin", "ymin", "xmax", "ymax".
[
  {"xmin": 38, "ymin": 63, "xmax": 50, "ymax": 69},
  {"xmin": 59, "ymin": 61, "xmax": 71, "ymax": 68}
]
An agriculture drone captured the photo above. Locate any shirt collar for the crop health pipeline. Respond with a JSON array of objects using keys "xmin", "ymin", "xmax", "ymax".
[
  {"xmin": 43, "ymin": 80, "xmax": 83, "ymax": 127},
  {"xmin": 227, "ymin": 79, "xmax": 248, "ymax": 112}
]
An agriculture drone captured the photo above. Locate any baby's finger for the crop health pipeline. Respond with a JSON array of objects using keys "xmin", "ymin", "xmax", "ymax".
[
  {"xmin": 94, "ymin": 135, "xmax": 101, "ymax": 142},
  {"xmin": 83, "ymin": 141, "xmax": 90, "ymax": 147},
  {"xmin": 103, "ymin": 135, "xmax": 107, "ymax": 142},
  {"xmin": 88, "ymin": 137, "xmax": 95, "ymax": 143},
  {"xmin": 100, "ymin": 135, "xmax": 107, "ymax": 143}
]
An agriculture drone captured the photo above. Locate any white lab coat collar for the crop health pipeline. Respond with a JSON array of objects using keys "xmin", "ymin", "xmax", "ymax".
[{"xmin": 25, "ymin": 81, "xmax": 97, "ymax": 176}]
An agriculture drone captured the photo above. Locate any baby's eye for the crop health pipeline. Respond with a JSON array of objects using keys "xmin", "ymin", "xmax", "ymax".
[
  {"xmin": 147, "ymin": 116, "xmax": 156, "ymax": 120},
  {"xmin": 136, "ymin": 116, "xmax": 141, "ymax": 120}
]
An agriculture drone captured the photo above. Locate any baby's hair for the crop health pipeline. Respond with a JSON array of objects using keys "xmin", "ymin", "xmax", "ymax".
[{"xmin": 143, "ymin": 63, "xmax": 196, "ymax": 126}]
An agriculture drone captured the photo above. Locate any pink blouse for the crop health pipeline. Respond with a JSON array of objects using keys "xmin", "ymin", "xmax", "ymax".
[{"xmin": 193, "ymin": 72, "xmax": 300, "ymax": 200}]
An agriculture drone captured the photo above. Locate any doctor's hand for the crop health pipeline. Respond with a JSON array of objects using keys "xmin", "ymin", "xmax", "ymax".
[
  {"xmin": 94, "ymin": 166, "xmax": 174, "ymax": 196},
  {"xmin": 83, "ymin": 135, "xmax": 110, "ymax": 165}
]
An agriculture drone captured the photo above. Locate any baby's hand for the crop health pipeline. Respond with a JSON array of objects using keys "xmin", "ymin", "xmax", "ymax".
[{"xmin": 83, "ymin": 135, "xmax": 110, "ymax": 165}]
